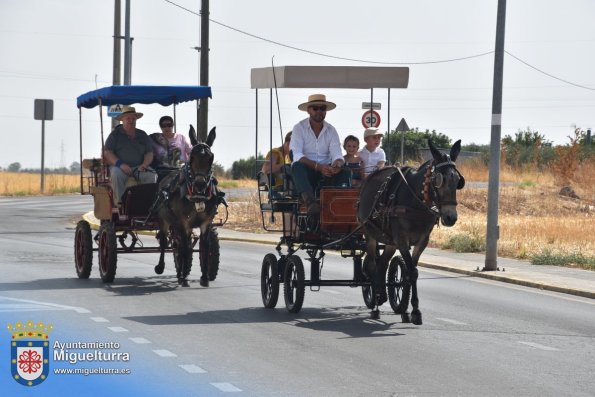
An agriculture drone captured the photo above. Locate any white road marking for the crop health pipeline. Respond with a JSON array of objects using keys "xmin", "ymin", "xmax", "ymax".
[
  {"xmin": 322, "ymin": 289, "xmax": 343, "ymax": 295},
  {"xmin": 153, "ymin": 349, "xmax": 177, "ymax": 357},
  {"xmin": 129, "ymin": 337, "xmax": 151, "ymax": 344},
  {"xmin": 90, "ymin": 317, "xmax": 109, "ymax": 322},
  {"xmin": 518, "ymin": 341, "xmax": 559, "ymax": 351},
  {"xmin": 436, "ymin": 317, "xmax": 468, "ymax": 325},
  {"xmin": 211, "ymin": 382, "xmax": 242, "ymax": 392},
  {"xmin": 107, "ymin": 326, "xmax": 129, "ymax": 333},
  {"xmin": 0, "ymin": 303, "xmax": 68, "ymax": 312},
  {"xmin": 179, "ymin": 364, "xmax": 207, "ymax": 374},
  {"xmin": 0, "ymin": 296, "xmax": 90, "ymax": 313}
]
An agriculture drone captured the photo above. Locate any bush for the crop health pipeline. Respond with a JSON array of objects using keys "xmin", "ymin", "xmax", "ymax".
[
  {"xmin": 531, "ymin": 249, "xmax": 595, "ymax": 270},
  {"xmin": 442, "ymin": 233, "xmax": 485, "ymax": 253}
]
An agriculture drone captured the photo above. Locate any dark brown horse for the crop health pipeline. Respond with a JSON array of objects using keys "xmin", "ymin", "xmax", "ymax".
[
  {"xmin": 153, "ymin": 126, "xmax": 223, "ymax": 287},
  {"xmin": 357, "ymin": 139, "xmax": 465, "ymax": 323}
]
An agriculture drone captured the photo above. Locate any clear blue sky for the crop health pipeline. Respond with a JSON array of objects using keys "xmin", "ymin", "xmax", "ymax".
[{"xmin": 1, "ymin": 0, "xmax": 593, "ymax": 169}]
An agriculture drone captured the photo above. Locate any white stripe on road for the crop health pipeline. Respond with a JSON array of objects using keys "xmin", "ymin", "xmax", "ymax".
[
  {"xmin": 518, "ymin": 341, "xmax": 559, "ymax": 351},
  {"xmin": 153, "ymin": 349, "xmax": 177, "ymax": 357},
  {"xmin": 129, "ymin": 337, "xmax": 151, "ymax": 344},
  {"xmin": 90, "ymin": 317, "xmax": 109, "ymax": 322},
  {"xmin": 107, "ymin": 326, "xmax": 129, "ymax": 333},
  {"xmin": 0, "ymin": 296, "xmax": 90, "ymax": 313},
  {"xmin": 179, "ymin": 364, "xmax": 207, "ymax": 374},
  {"xmin": 211, "ymin": 382, "xmax": 242, "ymax": 392},
  {"xmin": 436, "ymin": 317, "xmax": 468, "ymax": 325}
]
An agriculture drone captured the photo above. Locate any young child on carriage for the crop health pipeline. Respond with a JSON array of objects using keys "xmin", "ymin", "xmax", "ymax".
[
  {"xmin": 343, "ymin": 135, "xmax": 362, "ymax": 187},
  {"xmin": 358, "ymin": 127, "xmax": 386, "ymax": 179}
]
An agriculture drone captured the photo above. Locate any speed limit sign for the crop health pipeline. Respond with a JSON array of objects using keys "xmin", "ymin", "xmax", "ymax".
[{"xmin": 362, "ymin": 110, "xmax": 381, "ymax": 128}]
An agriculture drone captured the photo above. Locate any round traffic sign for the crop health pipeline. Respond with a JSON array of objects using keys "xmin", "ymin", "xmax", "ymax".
[{"xmin": 362, "ymin": 110, "xmax": 381, "ymax": 128}]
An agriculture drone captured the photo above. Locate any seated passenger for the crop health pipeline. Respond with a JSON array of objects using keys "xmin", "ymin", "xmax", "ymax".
[
  {"xmin": 343, "ymin": 135, "xmax": 362, "ymax": 187},
  {"xmin": 151, "ymin": 115, "xmax": 193, "ymax": 168},
  {"xmin": 103, "ymin": 106, "xmax": 157, "ymax": 205},
  {"xmin": 359, "ymin": 127, "xmax": 386, "ymax": 179},
  {"xmin": 261, "ymin": 131, "xmax": 292, "ymax": 195},
  {"xmin": 290, "ymin": 94, "xmax": 350, "ymax": 215}
]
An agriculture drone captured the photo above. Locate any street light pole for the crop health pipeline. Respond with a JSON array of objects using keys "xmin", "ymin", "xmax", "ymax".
[{"xmin": 484, "ymin": 0, "xmax": 507, "ymax": 271}]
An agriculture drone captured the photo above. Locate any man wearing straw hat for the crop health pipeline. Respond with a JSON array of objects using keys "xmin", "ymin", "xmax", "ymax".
[
  {"xmin": 290, "ymin": 94, "xmax": 350, "ymax": 215},
  {"xmin": 104, "ymin": 106, "xmax": 156, "ymax": 205}
]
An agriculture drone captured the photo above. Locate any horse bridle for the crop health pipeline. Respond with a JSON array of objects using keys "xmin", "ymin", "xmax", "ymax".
[
  {"xmin": 425, "ymin": 155, "xmax": 465, "ymax": 208},
  {"xmin": 182, "ymin": 144, "xmax": 214, "ymax": 202}
]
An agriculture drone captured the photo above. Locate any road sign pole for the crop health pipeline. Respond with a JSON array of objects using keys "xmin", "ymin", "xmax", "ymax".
[{"xmin": 41, "ymin": 119, "xmax": 45, "ymax": 193}]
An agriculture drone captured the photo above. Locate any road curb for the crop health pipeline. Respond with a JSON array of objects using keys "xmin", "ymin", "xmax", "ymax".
[{"xmin": 419, "ymin": 261, "xmax": 595, "ymax": 300}]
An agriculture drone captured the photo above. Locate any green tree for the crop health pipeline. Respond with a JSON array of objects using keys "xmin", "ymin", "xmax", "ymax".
[
  {"xmin": 230, "ymin": 155, "xmax": 263, "ymax": 179},
  {"xmin": 7, "ymin": 162, "xmax": 21, "ymax": 172},
  {"xmin": 383, "ymin": 128, "xmax": 451, "ymax": 164},
  {"xmin": 501, "ymin": 127, "xmax": 553, "ymax": 168}
]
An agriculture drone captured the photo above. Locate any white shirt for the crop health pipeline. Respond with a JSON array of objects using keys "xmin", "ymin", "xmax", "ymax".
[
  {"xmin": 290, "ymin": 118, "xmax": 344, "ymax": 165},
  {"xmin": 359, "ymin": 146, "xmax": 386, "ymax": 173}
]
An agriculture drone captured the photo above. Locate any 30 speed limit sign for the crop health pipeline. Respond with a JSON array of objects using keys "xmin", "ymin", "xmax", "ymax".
[{"xmin": 361, "ymin": 110, "xmax": 381, "ymax": 128}]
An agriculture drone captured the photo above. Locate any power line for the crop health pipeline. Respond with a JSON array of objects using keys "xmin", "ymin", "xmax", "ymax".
[
  {"xmin": 164, "ymin": 0, "xmax": 595, "ymax": 91},
  {"xmin": 505, "ymin": 50, "xmax": 595, "ymax": 91},
  {"xmin": 164, "ymin": 0, "xmax": 492, "ymax": 65}
]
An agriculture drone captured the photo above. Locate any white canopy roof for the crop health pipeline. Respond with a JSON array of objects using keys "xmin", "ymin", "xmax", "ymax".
[{"xmin": 250, "ymin": 66, "xmax": 409, "ymax": 89}]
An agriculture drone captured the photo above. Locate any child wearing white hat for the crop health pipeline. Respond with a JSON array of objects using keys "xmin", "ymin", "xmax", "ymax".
[{"xmin": 358, "ymin": 127, "xmax": 386, "ymax": 178}]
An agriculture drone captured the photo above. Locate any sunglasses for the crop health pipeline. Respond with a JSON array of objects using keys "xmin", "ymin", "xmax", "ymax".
[
  {"xmin": 161, "ymin": 123, "xmax": 173, "ymax": 128},
  {"xmin": 310, "ymin": 106, "xmax": 327, "ymax": 112}
]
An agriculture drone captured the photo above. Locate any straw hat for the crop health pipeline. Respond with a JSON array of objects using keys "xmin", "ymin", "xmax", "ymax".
[
  {"xmin": 298, "ymin": 94, "xmax": 336, "ymax": 111},
  {"xmin": 363, "ymin": 127, "xmax": 383, "ymax": 138},
  {"xmin": 115, "ymin": 105, "xmax": 143, "ymax": 121}
]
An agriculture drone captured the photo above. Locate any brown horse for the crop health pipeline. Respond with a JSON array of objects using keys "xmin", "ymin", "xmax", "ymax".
[
  {"xmin": 153, "ymin": 126, "xmax": 223, "ymax": 287},
  {"xmin": 357, "ymin": 139, "xmax": 465, "ymax": 323}
]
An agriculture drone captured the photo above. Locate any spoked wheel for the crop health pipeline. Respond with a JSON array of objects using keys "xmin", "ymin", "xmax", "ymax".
[
  {"xmin": 98, "ymin": 223, "xmax": 117, "ymax": 283},
  {"xmin": 283, "ymin": 255, "xmax": 305, "ymax": 313},
  {"xmin": 261, "ymin": 253, "xmax": 280, "ymax": 309},
  {"xmin": 202, "ymin": 227, "xmax": 220, "ymax": 281},
  {"xmin": 387, "ymin": 256, "xmax": 410, "ymax": 314},
  {"xmin": 361, "ymin": 256, "xmax": 375, "ymax": 309},
  {"xmin": 74, "ymin": 220, "xmax": 93, "ymax": 279}
]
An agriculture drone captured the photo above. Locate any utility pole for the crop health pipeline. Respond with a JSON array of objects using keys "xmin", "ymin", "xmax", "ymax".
[
  {"xmin": 112, "ymin": 0, "xmax": 121, "ymax": 129},
  {"xmin": 123, "ymin": 0, "xmax": 132, "ymax": 85},
  {"xmin": 198, "ymin": 0, "xmax": 209, "ymax": 142},
  {"xmin": 484, "ymin": 0, "xmax": 507, "ymax": 271}
]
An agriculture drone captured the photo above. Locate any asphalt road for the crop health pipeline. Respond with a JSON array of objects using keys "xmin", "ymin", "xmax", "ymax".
[{"xmin": 0, "ymin": 195, "xmax": 594, "ymax": 396}]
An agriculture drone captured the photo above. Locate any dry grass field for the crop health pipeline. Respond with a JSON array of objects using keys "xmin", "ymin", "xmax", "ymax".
[{"xmin": 0, "ymin": 172, "xmax": 81, "ymax": 195}]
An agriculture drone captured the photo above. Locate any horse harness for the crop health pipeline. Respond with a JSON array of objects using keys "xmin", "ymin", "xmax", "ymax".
[{"xmin": 362, "ymin": 157, "xmax": 462, "ymax": 241}]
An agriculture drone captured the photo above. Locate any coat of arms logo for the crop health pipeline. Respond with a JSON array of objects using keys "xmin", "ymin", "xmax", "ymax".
[{"xmin": 7, "ymin": 320, "xmax": 53, "ymax": 386}]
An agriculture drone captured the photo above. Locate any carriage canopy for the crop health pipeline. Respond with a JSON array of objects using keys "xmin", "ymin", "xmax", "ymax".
[
  {"xmin": 250, "ymin": 66, "xmax": 409, "ymax": 89},
  {"xmin": 77, "ymin": 85, "xmax": 212, "ymax": 109}
]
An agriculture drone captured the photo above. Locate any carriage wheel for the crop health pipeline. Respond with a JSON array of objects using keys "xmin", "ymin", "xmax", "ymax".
[
  {"xmin": 283, "ymin": 255, "xmax": 305, "ymax": 313},
  {"xmin": 98, "ymin": 223, "xmax": 117, "ymax": 283},
  {"xmin": 74, "ymin": 220, "xmax": 93, "ymax": 279},
  {"xmin": 261, "ymin": 253, "xmax": 280, "ymax": 309},
  {"xmin": 387, "ymin": 256, "xmax": 410, "ymax": 314},
  {"xmin": 204, "ymin": 228, "xmax": 220, "ymax": 281},
  {"xmin": 361, "ymin": 256, "xmax": 375, "ymax": 309}
]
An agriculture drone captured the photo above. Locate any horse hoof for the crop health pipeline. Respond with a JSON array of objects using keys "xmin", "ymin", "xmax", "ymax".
[
  {"xmin": 411, "ymin": 311, "xmax": 423, "ymax": 325},
  {"xmin": 401, "ymin": 312, "xmax": 411, "ymax": 323},
  {"xmin": 154, "ymin": 264, "xmax": 165, "ymax": 275},
  {"xmin": 200, "ymin": 277, "xmax": 209, "ymax": 287},
  {"xmin": 370, "ymin": 310, "xmax": 380, "ymax": 320},
  {"xmin": 178, "ymin": 278, "xmax": 189, "ymax": 287}
]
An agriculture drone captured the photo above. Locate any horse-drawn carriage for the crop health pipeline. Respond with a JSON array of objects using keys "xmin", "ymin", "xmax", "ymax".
[
  {"xmin": 252, "ymin": 66, "xmax": 465, "ymax": 322},
  {"xmin": 74, "ymin": 85, "xmax": 226, "ymax": 287}
]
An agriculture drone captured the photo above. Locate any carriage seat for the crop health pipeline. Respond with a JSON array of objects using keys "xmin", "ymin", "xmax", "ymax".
[{"xmin": 257, "ymin": 165, "xmax": 295, "ymax": 200}]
